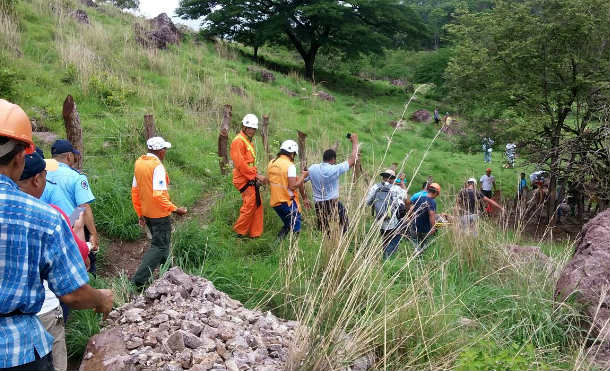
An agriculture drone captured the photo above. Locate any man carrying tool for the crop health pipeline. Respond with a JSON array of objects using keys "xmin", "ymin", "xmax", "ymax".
[
  {"xmin": 230, "ymin": 114, "xmax": 266, "ymax": 238},
  {"xmin": 267, "ymin": 140, "xmax": 310, "ymax": 240},
  {"xmin": 131, "ymin": 136, "xmax": 187, "ymax": 288},
  {"xmin": 456, "ymin": 178, "xmax": 503, "ymax": 234},
  {"xmin": 306, "ymin": 133, "xmax": 358, "ymax": 233}
]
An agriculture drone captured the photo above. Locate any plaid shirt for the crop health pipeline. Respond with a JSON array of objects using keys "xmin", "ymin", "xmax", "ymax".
[{"xmin": 0, "ymin": 174, "xmax": 89, "ymax": 368}]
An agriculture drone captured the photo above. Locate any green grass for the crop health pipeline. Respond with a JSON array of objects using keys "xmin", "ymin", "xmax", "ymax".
[{"xmin": 2, "ymin": 1, "xmax": 590, "ymax": 369}]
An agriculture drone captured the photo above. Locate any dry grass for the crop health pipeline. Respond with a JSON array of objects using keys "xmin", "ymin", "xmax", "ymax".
[{"xmin": 0, "ymin": 7, "xmax": 20, "ymax": 53}]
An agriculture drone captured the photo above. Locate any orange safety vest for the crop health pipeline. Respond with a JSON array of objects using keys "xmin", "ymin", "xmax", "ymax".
[
  {"xmin": 131, "ymin": 155, "xmax": 177, "ymax": 218},
  {"xmin": 267, "ymin": 155, "xmax": 300, "ymax": 210}
]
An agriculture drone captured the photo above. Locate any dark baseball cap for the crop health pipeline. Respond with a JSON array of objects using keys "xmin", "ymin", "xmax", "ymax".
[
  {"xmin": 20, "ymin": 153, "xmax": 59, "ymax": 180},
  {"xmin": 51, "ymin": 139, "xmax": 80, "ymax": 156}
]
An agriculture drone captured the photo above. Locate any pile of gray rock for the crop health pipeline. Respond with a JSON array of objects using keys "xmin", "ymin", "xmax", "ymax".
[
  {"xmin": 79, "ymin": 268, "xmax": 298, "ymax": 371},
  {"xmin": 135, "ymin": 13, "xmax": 182, "ymax": 49}
]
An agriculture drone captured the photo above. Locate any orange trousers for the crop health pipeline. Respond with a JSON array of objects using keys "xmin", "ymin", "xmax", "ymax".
[{"xmin": 233, "ymin": 186, "xmax": 263, "ymax": 237}]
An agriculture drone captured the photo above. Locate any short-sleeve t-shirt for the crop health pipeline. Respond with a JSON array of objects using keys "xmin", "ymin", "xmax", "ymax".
[
  {"xmin": 41, "ymin": 162, "xmax": 95, "ymax": 215},
  {"xmin": 480, "ymin": 174, "xmax": 495, "ymax": 191},
  {"xmin": 306, "ymin": 161, "xmax": 350, "ymax": 202},
  {"xmin": 410, "ymin": 190, "xmax": 428, "ymax": 203},
  {"xmin": 457, "ymin": 188, "xmax": 484, "ymax": 214},
  {"xmin": 412, "ymin": 195, "xmax": 437, "ymax": 235}
]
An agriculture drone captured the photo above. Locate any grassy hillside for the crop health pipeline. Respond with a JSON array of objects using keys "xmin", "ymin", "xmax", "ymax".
[{"xmin": 1, "ymin": 1, "xmax": 591, "ymax": 370}]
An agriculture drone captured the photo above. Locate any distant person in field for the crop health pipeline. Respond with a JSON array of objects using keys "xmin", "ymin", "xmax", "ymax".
[
  {"xmin": 456, "ymin": 178, "xmax": 503, "ymax": 234},
  {"xmin": 479, "ymin": 168, "xmax": 496, "ymax": 199},
  {"xmin": 434, "ymin": 108, "xmax": 440, "ymax": 124},
  {"xmin": 230, "ymin": 114, "xmax": 266, "ymax": 238},
  {"xmin": 18, "ymin": 152, "xmax": 92, "ymax": 371},
  {"xmin": 409, "ymin": 182, "xmax": 441, "ymax": 256},
  {"xmin": 482, "ymin": 137, "xmax": 494, "ymax": 163},
  {"xmin": 365, "ymin": 169, "xmax": 407, "ymax": 259},
  {"xmin": 267, "ymin": 140, "xmax": 310, "ymax": 240},
  {"xmin": 518, "ymin": 172, "xmax": 528, "ymax": 198},
  {"xmin": 131, "ymin": 136, "xmax": 187, "ymax": 288},
  {"xmin": 42, "ymin": 139, "xmax": 99, "ymax": 275},
  {"xmin": 505, "ymin": 142, "xmax": 516, "ymax": 168},
  {"xmin": 306, "ymin": 133, "xmax": 359, "ymax": 233},
  {"xmin": 0, "ymin": 99, "xmax": 113, "ymax": 371}
]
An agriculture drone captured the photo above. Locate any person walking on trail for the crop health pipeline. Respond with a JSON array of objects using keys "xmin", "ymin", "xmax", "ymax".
[
  {"xmin": 482, "ymin": 137, "xmax": 494, "ymax": 163},
  {"xmin": 306, "ymin": 133, "xmax": 359, "ymax": 233},
  {"xmin": 518, "ymin": 172, "xmax": 528, "ymax": 198},
  {"xmin": 0, "ymin": 99, "xmax": 113, "ymax": 371},
  {"xmin": 456, "ymin": 178, "xmax": 503, "ymax": 234},
  {"xmin": 230, "ymin": 114, "xmax": 266, "ymax": 238},
  {"xmin": 409, "ymin": 182, "xmax": 441, "ymax": 256},
  {"xmin": 17, "ymin": 152, "xmax": 92, "ymax": 371},
  {"xmin": 131, "ymin": 136, "xmax": 187, "ymax": 288},
  {"xmin": 505, "ymin": 142, "xmax": 516, "ymax": 168},
  {"xmin": 365, "ymin": 169, "xmax": 407, "ymax": 259},
  {"xmin": 267, "ymin": 140, "xmax": 310, "ymax": 240},
  {"xmin": 42, "ymin": 139, "xmax": 99, "ymax": 275},
  {"xmin": 434, "ymin": 108, "xmax": 440, "ymax": 124},
  {"xmin": 479, "ymin": 168, "xmax": 496, "ymax": 199}
]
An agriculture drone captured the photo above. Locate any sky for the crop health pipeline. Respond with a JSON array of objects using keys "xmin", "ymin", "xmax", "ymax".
[{"xmin": 135, "ymin": 0, "xmax": 201, "ymax": 30}]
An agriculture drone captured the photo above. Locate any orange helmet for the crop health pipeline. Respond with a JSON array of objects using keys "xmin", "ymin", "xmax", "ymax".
[
  {"xmin": 0, "ymin": 99, "xmax": 35, "ymax": 154},
  {"xmin": 428, "ymin": 182, "xmax": 441, "ymax": 194}
]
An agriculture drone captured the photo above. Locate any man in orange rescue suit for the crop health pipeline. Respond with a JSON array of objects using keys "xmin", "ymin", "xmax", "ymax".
[
  {"xmin": 131, "ymin": 136, "xmax": 187, "ymax": 287},
  {"xmin": 230, "ymin": 114, "xmax": 266, "ymax": 238}
]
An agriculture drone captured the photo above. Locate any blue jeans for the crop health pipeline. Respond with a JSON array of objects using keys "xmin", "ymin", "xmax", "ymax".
[
  {"xmin": 273, "ymin": 201, "xmax": 301, "ymax": 238},
  {"xmin": 484, "ymin": 151, "xmax": 492, "ymax": 163},
  {"xmin": 381, "ymin": 228, "xmax": 402, "ymax": 259}
]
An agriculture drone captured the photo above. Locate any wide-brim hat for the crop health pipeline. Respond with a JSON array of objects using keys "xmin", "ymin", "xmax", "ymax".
[{"xmin": 380, "ymin": 169, "xmax": 396, "ymax": 178}]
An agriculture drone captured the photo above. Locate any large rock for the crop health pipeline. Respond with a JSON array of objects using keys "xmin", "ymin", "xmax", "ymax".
[
  {"xmin": 410, "ymin": 109, "xmax": 431, "ymax": 123},
  {"xmin": 555, "ymin": 209, "xmax": 610, "ymax": 343},
  {"xmin": 79, "ymin": 328, "xmax": 134, "ymax": 371},
  {"xmin": 71, "ymin": 9, "xmax": 90, "ymax": 24},
  {"xmin": 135, "ymin": 13, "xmax": 182, "ymax": 49}
]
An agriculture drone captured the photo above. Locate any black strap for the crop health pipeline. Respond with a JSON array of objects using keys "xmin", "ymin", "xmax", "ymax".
[
  {"xmin": 239, "ymin": 180, "xmax": 261, "ymax": 207},
  {"xmin": 0, "ymin": 310, "xmax": 23, "ymax": 318}
]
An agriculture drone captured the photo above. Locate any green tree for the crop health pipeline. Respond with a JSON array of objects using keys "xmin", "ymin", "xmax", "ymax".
[
  {"xmin": 177, "ymin": 0, "xmax": 429, "ymax": 79},
  {"xmin": 446, "ymin": 0, "xmax": 610, "ymax": 220}
]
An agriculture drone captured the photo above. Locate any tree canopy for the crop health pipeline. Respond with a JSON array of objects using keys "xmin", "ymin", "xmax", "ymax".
[
  {"xmin": 446, "ymin": 0, "xmax": 610, "ymax": 219},
  {"xmin": 176, "ymin": 0, "xmax": 430, "ymax": 79}
]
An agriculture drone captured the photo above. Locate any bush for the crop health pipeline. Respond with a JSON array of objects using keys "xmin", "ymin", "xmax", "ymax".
[
  {"xmin": 88, "ymin": 72, "xmax": 134, "ymax": 110},
  {"xmin": 61, "ymin": 63, "xmax": 78, "ymax": 84},
  {"xmin": 456, "ymin": 342, "xmax": 549, "ymax": 371},
  {"xmin": 0, "ymin": 67, "xmax": 20, "ymax": 101}
]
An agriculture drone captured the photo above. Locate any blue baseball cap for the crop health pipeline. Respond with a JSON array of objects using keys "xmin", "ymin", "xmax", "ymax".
[
  {"xmin": 51, "ymin": 139, "xmax": 80, "ymax": 156},
  {"xmin": 20, "ymin": 153, "xmax": 59, "ymax": 180}
]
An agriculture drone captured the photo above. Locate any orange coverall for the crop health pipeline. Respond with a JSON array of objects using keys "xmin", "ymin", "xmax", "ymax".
[{"xmin": 230, "ymin": 131, "xmax": 263, "ymax": 237}]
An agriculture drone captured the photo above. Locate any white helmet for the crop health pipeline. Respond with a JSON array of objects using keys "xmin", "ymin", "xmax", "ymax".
[
  {"xmin": 242, "ymin": 114, "xmax": 259, "ymax": 129},
  {"xmin": 280, "ymin": 139, "xmax": 298, "ymax": 155},
  {"xmin": 467, "ymin": 177, "xmax": 477, "ymax": 185}
]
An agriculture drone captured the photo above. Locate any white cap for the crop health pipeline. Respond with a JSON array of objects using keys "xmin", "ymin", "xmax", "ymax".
[
  {"xmin": 242, "ymin": 114, "xmax": 259, "ymax": 129},
  {"xmin": 380, "ymin": 169, "xmax": 396, "ymax": 178},
  {"xmin": 280, "ymin": 139, "xmax": 298, "ymax": 155},
  {"xmin": 147, "ymin": 136, "xmax": 172, "ymax": 151},
  {"xmin": 467, "ymin": 177, "xmax": 477, "ymax": 185}
]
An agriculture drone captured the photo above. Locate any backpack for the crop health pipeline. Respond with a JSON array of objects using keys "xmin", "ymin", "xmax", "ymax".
[{"xmin": 372, "ymin": 183, "xmax": 405, "ymax": 221}]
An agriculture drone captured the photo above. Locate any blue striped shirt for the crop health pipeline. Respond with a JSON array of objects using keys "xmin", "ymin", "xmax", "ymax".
[{"xmin": 0, "ymin": 174, "xmax": 89, "ymax": 368}]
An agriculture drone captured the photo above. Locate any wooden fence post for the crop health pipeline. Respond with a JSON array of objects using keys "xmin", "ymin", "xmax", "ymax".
[
  {"xmin": 62, "ymin": 95, "xmax": 83, "ymax": 170},
  {"xmin": 262, "ymin": 115, "xmax": 271, "ymax": 162},
  {"xmin": 218, "ymin": 104, "xmax": 232, "ymax": 175},
  {"xmin": 143, "ymin": 114, "xmax": 156, "ymax": 140},
  {"xmin": 297, "ymin": 130, "xmax": 307, "ymax": 170}
]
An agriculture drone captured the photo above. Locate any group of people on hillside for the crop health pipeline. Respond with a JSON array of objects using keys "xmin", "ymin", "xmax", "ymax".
[
  {"xmin": 229, "ymin": 113, "xmax": 359, "ymax": 241},
  {"xmin": 228, "ymin": 113, "xmax": 505, "ymax": 259},
  {"xmin": 0, "ymin": 100, "xmax": 113, "ymax": 371}
]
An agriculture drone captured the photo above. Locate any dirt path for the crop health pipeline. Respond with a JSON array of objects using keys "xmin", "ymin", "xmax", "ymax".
[{"xmin": 98, "ymin": 191, "xmax": 220, "ymax": 279}]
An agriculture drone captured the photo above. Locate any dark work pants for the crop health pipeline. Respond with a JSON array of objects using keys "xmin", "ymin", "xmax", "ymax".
[
  {"xmin": 314, "ymin": 199, "xmax": 348, "ymax": 233},
  {"xmin": 132, "ymin": 216, "xmax": 172, "ymax": 287},
  {"xmin": 1, "ymin": 349, "xmax": 54, "ymax": 371}
]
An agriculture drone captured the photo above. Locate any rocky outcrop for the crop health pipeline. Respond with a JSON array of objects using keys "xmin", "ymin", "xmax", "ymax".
[
  {"xmin": 71, "ymin": 9, "xmax": 90, "ymax": 24},
  {"xmin": 80, "ymin": 0, "xmax": 98, "ymax": 7},
  {"xmin": 135, "ymin": 13, "xmax": 182, "ymax": 49},
  {"xmin": 80, "ymin": 267, "xmax": 299, "ymax": 371},
  {"xmin": 247, "ymin": 66, "xmax": 275, "ymax": 83},
  {"xmin": 390, "ymin": 79, "xmax": 406, "ymax": 87},
  {"xmin": 410, "ymin": 109, "xmax": 431, "ymax": 123},
  {"xmin": 555, "ymin": 210, "xmax": 610, "ymax": 359},
  {"xmin": 314, "ymin": 91, "xmax": 335, "ymax": 102}
]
